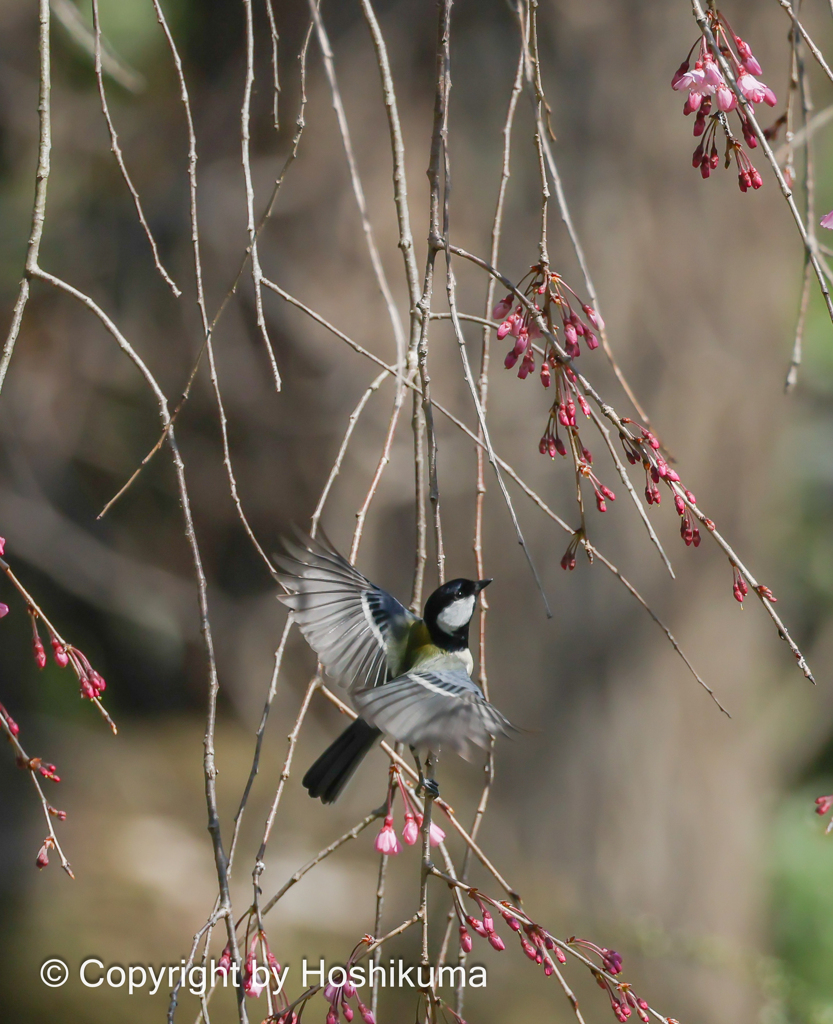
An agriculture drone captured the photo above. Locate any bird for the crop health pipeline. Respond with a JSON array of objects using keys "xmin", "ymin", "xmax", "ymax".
[{"xmin": 274, "ymin": 530, "xmax": 514, "ymax": 804}]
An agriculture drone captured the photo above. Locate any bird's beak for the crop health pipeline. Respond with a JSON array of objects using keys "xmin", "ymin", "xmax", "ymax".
[{"xmin": 476, "ymin": 579, "xmax": 493, "ymax": 592}]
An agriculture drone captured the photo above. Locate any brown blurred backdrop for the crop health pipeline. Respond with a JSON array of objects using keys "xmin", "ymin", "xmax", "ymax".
[{"xmin": 1, "ymin": 1, "xmax": 833, "ymax": 1022}]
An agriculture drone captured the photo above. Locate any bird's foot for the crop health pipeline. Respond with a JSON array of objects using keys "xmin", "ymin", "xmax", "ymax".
[{"xmin": 419, "ymin": 777, "xmax": 440, "ymax": 800}]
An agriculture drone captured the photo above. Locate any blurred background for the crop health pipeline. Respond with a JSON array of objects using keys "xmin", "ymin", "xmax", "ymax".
[{"xmin": 1, "ymin": 0, "xmax": 832, "ymax": 1021}]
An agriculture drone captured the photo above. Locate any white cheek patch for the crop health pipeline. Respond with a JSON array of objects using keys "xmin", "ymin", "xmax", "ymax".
[{"xmin": 436, "ymin": 595, "xmax": 475, "ymax": 633}]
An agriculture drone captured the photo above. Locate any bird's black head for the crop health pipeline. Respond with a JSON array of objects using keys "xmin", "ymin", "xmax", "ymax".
[{"xmin": 423, "ymin": 577, "xmax": 492, "ymax": 651}]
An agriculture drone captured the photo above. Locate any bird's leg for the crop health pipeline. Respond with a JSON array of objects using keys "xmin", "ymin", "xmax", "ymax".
[{"xmin": 411, "ymin": 746, "xmax": 440, "ymax": 798}]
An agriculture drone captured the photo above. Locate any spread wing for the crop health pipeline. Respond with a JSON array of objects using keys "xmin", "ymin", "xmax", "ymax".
[
  {"xmin": 352, "ymin": 659, "xmax": 514, "ymax": 760},
  {"xmin": 274, "ymin": 530, "xmax": 417, "ymax": 693}
]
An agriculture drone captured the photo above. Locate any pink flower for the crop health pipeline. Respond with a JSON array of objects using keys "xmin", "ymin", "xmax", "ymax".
[
  {"xmin": 415, "ymin": 814, "xmax": 445, "ymax": 846},
  {"xmin": 401, "ymin": 812, "xmax": 419, "ymax": 846},
  {"xmin": 700, "ymin": 55, "xmax": 724, "ymax": 90},
  {"xmin": 821, "ymin": 210, "xmax": 833, "ymax": 230},
  {"xmin": 737, "ymin": 73, "xmax": 775, "ymax": 106},
  {"xmin": 459, "ymin": 926, "xmax": 473, "ymax": 953},
  {"xmin": 375, "ymin": 816, "xmax": 401, "ymax": 855},
  {"xmin": 0, "ymin": 603, "xmax": 8, "ymax": 619},
  {"xmin": 0, "ymin": 536, "xmax": 5, "ymax": 556},
  {"xmin": 715, "ymin": 84, "xmax": 736, "ymax": 112},
  {"xmin": 673, "ymin": 66, "xmax": 707, "ymax": 95}
]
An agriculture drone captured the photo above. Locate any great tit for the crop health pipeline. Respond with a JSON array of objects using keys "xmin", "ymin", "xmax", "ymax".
[{"xmin": 275, "ymin": 531, "xmax": 513, "ymax": 804}]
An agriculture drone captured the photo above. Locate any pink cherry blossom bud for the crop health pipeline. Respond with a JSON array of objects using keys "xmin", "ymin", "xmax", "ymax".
[
  {"xmin": 738, "ymin": 170, "xmax": 750, "ymax": 193},
  {"xmin": 540, "ymin": 361, "xmax": 551, "ymax": 388},
  {"xmin": 0, "ymin": 603, "xmax": 8, "ymax": 620},
  {"xmin": 578, "ymin": 395, "xmax": 591, "ymax": 417},
  {"xmin": 715, "ymin": 85, "xmax": 736, "ymax": 111},
  {"xmin": 674, "ymin": 495, "xmax": 685, "ymax": 516},
  {"xmin": 482, "ymin": 910, "xmax": 495, "ymax": 933},
  {"xmin": 513, "ymin": 331, "xmax": 529, "ymax": 357},
  {"xmin": 216, "ymin": 948, "xmax": 232, "ymax": 976},
  {"xmin": 603, "ymin": 949, "xmax": 623, "ymax": 974},
  {"xmin": 683, "ymin": 93, "xmax": 702, "ymax": 115},
  {"xmin": 700, "ymin": 155, "xmax": 711, "ymax": 179},
  {"xmin": 666, "ymin": 468, "xmax": 680, "ymax": 482},
  {"xmin": 375, "ymin": 816, "xmax": 401, "ymax": 855},
  {"xmin": 585, "ymin": 330, "xmax": 599, "ymax": 351},
  {"xmin": 466, "ymin": 915, "xmax": 488, "ymax": 938},
  {"xmin": 520, "ymin": 937, "xmax": 538, "ymax": 961},
  {"xmin": 693, "ymin": 110, "xmax": 707, "ymax": 137},
  {"xmin": 750, "ymin": 168, "xmax": 763, "ymax": 189},
  {"xmin": 36, "ymin": 842, "xmax": 50, "ymax": 869},
  {"xmin": 0, "ymin": 537, "xmax": 5, "ymax": 555},
  {"xmin": 504, "ymin": 349, "xmax": 520, "ymax": 370},
  {"xmin": 459, "ymin": 926, "xmax": 473, "ymax": 953},
  {"xmin": 326, "ymin": 1012, "xmax": 338, "ymax": 1024},
  {"xmin": 735, "ymin": 38, "xmax": 762, "ymax": 75},
  {"xmin": 821, "ymin": 209, "xmax": 833, "ymax": 230},
  {"xmin": 496, "ymin": 318, "xmax": 514, "ymax": 340},
  {"xmin": 402, "ymin": 812, "xmax": 419, "ymax": 845},
  {"xmin": 692, "ymin": 527, "xmax": 701, "ymax": 547},
  {"xmin": 692, "ymin": 143, "xmax": 704, "ymax": 168},
  {"xmin": 414, "ymin": 814, "xmax": 445, "ymax": 846},
  {"xmin": 596, "ymin": 496, "xmax": 607, "ymax": 513},
  {"xmin": 492, "ymin": 295, "xmax": 513, "ymax": 320},
  {"xmin": 0, "ymin": 703, "xmax": 20, "ymax": 735},
  {"xmin": 501, "ymin": 911, "xmax": 521, "ymax": 931},
  {"xmin": 359, "ymin": 1005, "xmax": 375, "ymax": 1024},
  {"xmin": 564, "ymin": 322, "xmax": 577, "ymax": 346},
  {"xmin": 650, "ymin": 466, "xmax": 660, "ymax": 484},
  {"xmin": 344, "ymin": 1008, "xmax": 354, "ymax": 1022},
  {"xmin": 554, "ymin": 437, "xmax": 567, "ymax": 457},
  {"xmin": 555, "ymin": 946, "xmax": 567, "ymax": 964},
  {"xmin": 488, "ymin": 932, "xmax": 506, "ymax": 951},
  {"xmin": 50, "ymin": 637, "xmax": 69, "ymax": 667},
  {"xmin": 528, "ymin": 318, "xmax": 541, "ymax": 340},
  {"xmin": 671, "ymin": 60, "xmax": 690, "ymax": 89},
  {"xmin": 763, "ymin": 86, "xmax": 777, "ymax": 107},
  {"xmin": 685, "ymin": 489, "xmax": 696, "ymax": 503},
  {"xmin": 324, "ymin": 982, "xmax": 341, "ymax": 1002},
  {"xmin": 815, "ymin": 795, "xmax": 833, "ymax": 816},
  {"xmin": 582, "ymin": 446, "xmax": 593, "ymax": 464},
  {"xmin": 33, "ymin": 637, "xmax": 46, "ymax": 670},
  {"xmin": 600, "ymin": 486, "xmax": 615, "ymax": 502},
  {"xmin": 543, "ymin": 956, "xmax": 554, "ymax": 976},
  {"xmin": 571, "ymin": 313, "xmax": 585, "ymax": 337},
  {"xmin": 582, "ymin": 304, "xmax": 604, "ymax": 331},
  {"xmin": 560, "ymin": 548, "xmax": 577, "ymax": 572}
]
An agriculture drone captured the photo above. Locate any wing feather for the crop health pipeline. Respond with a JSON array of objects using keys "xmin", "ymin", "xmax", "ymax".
[
  {"xmin": 275, "ymin": 530, "xmax": 416, "ymax": 692},
  {"xmin": 352, "ymin": 659, "xmax": 514, "ymax": 760}
]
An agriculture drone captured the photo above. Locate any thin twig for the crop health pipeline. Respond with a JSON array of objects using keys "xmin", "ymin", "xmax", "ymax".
[{"xmin": 91, "ymin": 0, "xmax": 180, "ymax": 296}]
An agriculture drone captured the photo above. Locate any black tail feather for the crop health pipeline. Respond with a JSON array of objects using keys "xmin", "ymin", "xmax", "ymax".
[{"xmin": 303, "ymin": 719, "xmax": 382, "ymax": 804}]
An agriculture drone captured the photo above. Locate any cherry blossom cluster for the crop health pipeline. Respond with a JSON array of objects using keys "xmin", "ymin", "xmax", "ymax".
[
  {"xmin": 815, "ymin": 794, "xmax": 833, "ymax": 834},
  {"xmin": 493, "ymin": 267, "xmax": 602, "ymax": 384},
  {"xmin": 0, "ymin": 536, "xmax": 108, "ymax": 702},
  {"xmin": 323, "ymin": 974, "xmax": 375, "ymax": 1024},
  {"xmin": 493, "ymin": 266, "xmax": 618, "ymax": 522},
  {"xmin": 671, "ymin": 9, "xmax": 776, "ymax": 191},
  {"xmin": 374, "ymin": 771, "xmax": 446, "ymax": 855}
]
